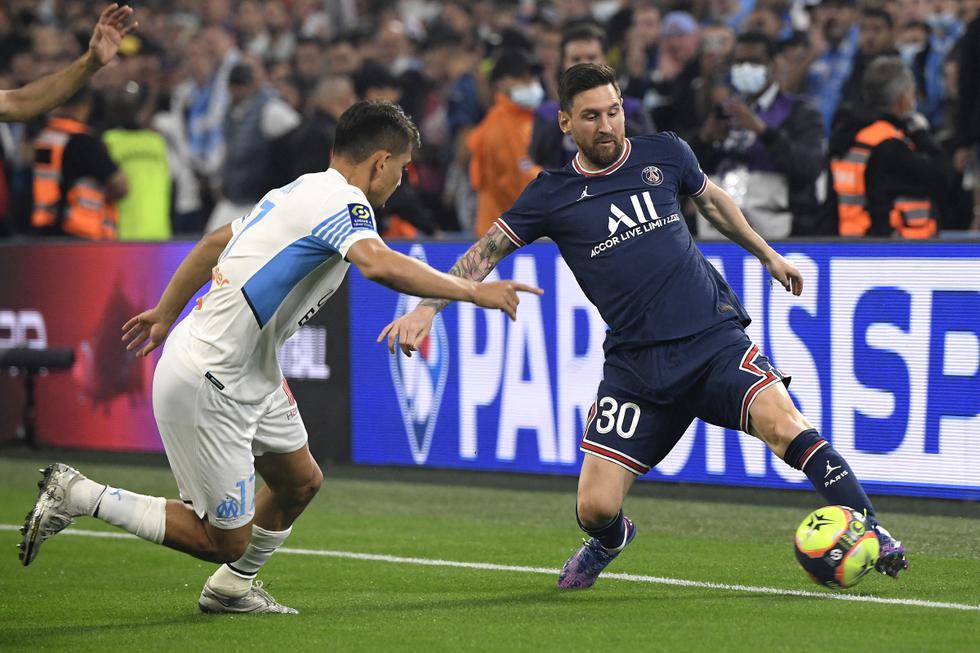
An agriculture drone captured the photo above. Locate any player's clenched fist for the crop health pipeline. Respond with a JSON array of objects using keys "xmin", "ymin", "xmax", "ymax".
[{"xmin": 472, "ymin": 280, "xmax": 543, "ymax": 321}]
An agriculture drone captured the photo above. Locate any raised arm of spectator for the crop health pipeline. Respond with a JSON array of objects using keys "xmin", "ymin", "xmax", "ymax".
[{"xmin": 0, "ymin": 4, "xmax": 136, "ymax": 123}]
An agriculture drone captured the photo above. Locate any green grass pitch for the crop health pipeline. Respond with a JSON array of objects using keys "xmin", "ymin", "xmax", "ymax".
[{"xmin": 0, "ymin": 456, "xmax": 977, "ymax": 652}]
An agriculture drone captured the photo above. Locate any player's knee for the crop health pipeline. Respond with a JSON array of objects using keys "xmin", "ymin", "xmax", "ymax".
[
  {"xmin": 304, "ymin": 463, "xmax": 324, "ymax": 502},
  {"xmin": 576, "ymin": 494, "xmax": 620, "ymax": 529}
]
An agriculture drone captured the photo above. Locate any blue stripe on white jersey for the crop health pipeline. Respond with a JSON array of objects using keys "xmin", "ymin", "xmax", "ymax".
[
  {"xmin": 312, "ymin": 208, "xmax": 348, "ymax": 238},
  {"xmin": 319, "ymin": 211, "xmax": 370, "ymax": 251},
  {"xmin": 241, "ymin": 236, "xmax": 337, "ymax": 327}
]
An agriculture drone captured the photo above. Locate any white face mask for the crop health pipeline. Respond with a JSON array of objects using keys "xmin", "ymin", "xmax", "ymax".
[
  {"xmin": 730, "ymin": 62, "xmax": 768, "ymax": 96},
  {"xmin": 510, "ymin": 81, "xmax": 545, "ymax": 110}
]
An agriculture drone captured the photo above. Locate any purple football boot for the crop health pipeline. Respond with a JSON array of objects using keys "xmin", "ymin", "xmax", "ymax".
[
  {"xmin": 557, "ymin": 516, "xmax": 636, "ymax": 589},
  {"xmin": 870, "ymin": 520, "xmax": 909, "ymax": 578}
]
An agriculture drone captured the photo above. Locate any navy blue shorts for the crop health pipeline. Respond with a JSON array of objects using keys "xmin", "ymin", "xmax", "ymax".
[{"xmin": 580, "ymin": 319, "xmax": 790, "ymax": 475}]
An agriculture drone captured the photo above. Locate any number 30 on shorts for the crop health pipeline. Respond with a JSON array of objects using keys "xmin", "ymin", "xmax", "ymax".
[{"xmin": 595, "ymin": 397, "xmax": 641, "ymax": 439}]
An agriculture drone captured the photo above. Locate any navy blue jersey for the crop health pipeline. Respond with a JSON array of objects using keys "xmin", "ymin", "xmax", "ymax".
[{"xmin": 497, "ymin": 133, "xmax": 750, "ymax": 351}]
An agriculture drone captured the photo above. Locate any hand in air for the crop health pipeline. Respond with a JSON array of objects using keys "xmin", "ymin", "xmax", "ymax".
[
  {"xmin": 766, "ymin": 254, "xmax": 803, "ymax": 296},
  {"xmin": 377, "ymin": 306, "xmax": 437, "ymax": 357},
  {"xmin": 473, "ymin": 280, "xmax": 543, "ymax": 320},
  {"xmin": 89, "ymin": 4, "xmax": 138, "ymax": 67},
  {"xmin": 121, "ymin": 307, "xmax": 174, "ymax": 357}
]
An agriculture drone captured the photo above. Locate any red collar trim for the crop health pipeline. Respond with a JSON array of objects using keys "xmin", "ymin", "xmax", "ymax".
[{"xmin": 573, "ymin": 139, "xmax": 631, "ymax": 176}]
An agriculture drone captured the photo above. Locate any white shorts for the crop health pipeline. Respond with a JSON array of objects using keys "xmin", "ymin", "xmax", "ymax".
[{"xmin": 152, "ymin": 349, "xmax": 308, "ymax": 530}]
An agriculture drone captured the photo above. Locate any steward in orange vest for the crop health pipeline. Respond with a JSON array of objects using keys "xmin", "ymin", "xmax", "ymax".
[
  {"xmin": 32, "ymin": 88, "xmax": 127, "ymax": 240},
  {"xmin": 827, "ymin": 59, "xmax": 952, "ymax": 238}
]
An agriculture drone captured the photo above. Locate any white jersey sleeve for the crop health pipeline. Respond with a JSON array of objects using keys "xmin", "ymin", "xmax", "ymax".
[{"xmin": 311, "ymin": 187, "xmax": 380, "ymax": 257}]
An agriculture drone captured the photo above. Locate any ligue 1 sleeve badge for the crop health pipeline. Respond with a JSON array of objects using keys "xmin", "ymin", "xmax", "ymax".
[{"xmin": 642, "ymin": 166, "xmax": 663, "ymax": 186}]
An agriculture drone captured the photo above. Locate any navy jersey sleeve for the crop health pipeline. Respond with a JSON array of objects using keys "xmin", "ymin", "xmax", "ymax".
[
  {"xmin": 495, "ymin": 174, "xmax": 548, "ymax": 247},
  {"xmin": 673, "ymin": 133, "xmax": 709, "ymax": 197}
]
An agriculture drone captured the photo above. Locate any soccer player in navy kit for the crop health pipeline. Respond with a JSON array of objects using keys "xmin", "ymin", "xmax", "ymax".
[{"xmin": 380, "ymin": 64, "xmax": 908, "ymax": 588}]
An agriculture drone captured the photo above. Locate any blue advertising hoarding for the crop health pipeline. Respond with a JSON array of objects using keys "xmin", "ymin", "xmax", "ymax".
[{"xmin": 350, "ymin": 241, "xmax": 980, "ymax": 501}]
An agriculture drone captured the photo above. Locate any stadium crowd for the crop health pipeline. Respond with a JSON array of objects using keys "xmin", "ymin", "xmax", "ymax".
[{"xmin": 0, "ymin": 0, "xmax": 977, "ymax": 241}]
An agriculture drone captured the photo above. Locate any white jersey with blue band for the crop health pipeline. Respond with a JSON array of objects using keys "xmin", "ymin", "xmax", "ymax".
[{"xmin": 173, "ymin": 168, "xmax": 380, "ymax": 402}]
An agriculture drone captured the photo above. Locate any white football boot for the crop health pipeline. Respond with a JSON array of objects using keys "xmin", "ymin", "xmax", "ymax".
[
  {"xmin": 20, "ymin": 463, "xmax": 96, "ymax": 566},
  {"xmin": 199, "ymin": 580, "xmax": 299, "ymax": 614}
]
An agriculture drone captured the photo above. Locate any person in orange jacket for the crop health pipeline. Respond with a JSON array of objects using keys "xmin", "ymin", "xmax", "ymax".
[{"xmin": 467, "ymin": 49, "xmax": 544, "ymax": 236}]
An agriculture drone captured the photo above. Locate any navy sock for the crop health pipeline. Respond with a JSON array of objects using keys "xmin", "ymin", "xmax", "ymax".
[
  {"xmin": 782, "ymin": 429, "xmax": 876, "ymax": 518},
  {"xmin": 577, "ymin": 508, "xmax": 627, "ymax": 551}
]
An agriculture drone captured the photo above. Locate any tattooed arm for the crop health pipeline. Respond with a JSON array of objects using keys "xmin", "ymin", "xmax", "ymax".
[
  {"xmin": 377, "ymin": 225, "xmax": 519, "ymax": 356},
  {"xmin": 420, "ymin": 225, "xmax": 518, "ymax": 314}
]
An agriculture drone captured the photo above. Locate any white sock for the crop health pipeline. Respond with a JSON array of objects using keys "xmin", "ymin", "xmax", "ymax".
[
  {"xmin": 208, "ymin": 525, "xmax": 292, "ymax": 598},
  {"xmin": 93, "ymin": 486, "xmax": 167, "ymax": 544},
  {"xmin": 68, "ymin": 477, "xmax": 110, "ymax": 516}
]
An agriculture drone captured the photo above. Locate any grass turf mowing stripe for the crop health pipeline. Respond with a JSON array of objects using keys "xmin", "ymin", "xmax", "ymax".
[{"xmin": 4, "ymin": 524, "xmax": 978, "ymax": 613}]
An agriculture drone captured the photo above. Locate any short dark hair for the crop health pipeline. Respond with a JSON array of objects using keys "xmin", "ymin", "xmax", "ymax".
[
  {"xmin": 333, "ymin": 100, "xmax": 420, "ymax": 163},
  {"xmin": 558, "ymin": 63, "xmax": 620, "ymax": 112},
  {"xmin": 490, "ymin": 49, "xmax": 537, "ymax": 83},
  {"xmin": 861, "ymin": 7, "xmax": 893, "ymax": 28},
  {"xmin": 736, "ymin": 31, "xmax": 776, "ymax": 60},
  {"xmin": 560, "ymin": 22, "xmax": 606, "ymax": 59}
]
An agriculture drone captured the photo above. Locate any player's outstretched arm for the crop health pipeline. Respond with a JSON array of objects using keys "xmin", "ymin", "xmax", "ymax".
[
  {"xmin": 692, "ymin": 179, "xmax": 804, "ymax": 296},
  {"xmin": 349, "ymin": 236, "xmax": 539, "ymax": 326},
  {"xmin": 375, "ymin": 225, "xmax": 519, "ymax": 356},
  {"xmin": 121, "ymin": 224, "xmax": 232, "ymax": 357},
  {"xmin": 0, "ymin": 4, "xmax": 136, "ymax": 122}
]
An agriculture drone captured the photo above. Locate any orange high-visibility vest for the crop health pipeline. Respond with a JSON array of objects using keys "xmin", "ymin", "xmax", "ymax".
[
  {"xmin": 32, "ymin": 117, "xmax": 118, "ymax": 240},
  {"xmin": 830, "ymin": 120, "xmax": 937, "ymax": 239}
]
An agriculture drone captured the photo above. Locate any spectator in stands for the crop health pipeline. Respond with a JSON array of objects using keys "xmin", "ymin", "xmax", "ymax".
[
  {"xmin": 467, "ymin": 49, "xmax": 543, "ymax": 236},
  {"xmin": 206, "ymin": 62, "xmax": 299, "ymax": 231},
  {"xmin": 741, "ymin": 6, "xmax": 783, "ymax": 42},
  {"xmin": 169, "ymin": 30, "xmax": 238, "ymax": 189},
  {"xmin": 293, "ymin": 37, "xmax": 326, "ymax": 106},
  {"xmin": 828, "ymin": 57, "xmax": 952, "ymax": 238},
  {"xmin": 785, "ymin": 0, "xmax": 860, "ymax": 132},
  {"xmin": 263, "ymin": 1, "xmax": 296, "ymax": 64},
  {"xmin": 625, "ymin": 11, "xmax": 701, "ymax": 136},
  {"xmin": 531, "ymin": 22, "xmax": 655, "ymax": 170},
  {"xmin": 837, "ymin": 8, "xmax": 898, "ymax": 118},
  {"xmin": 103, "ymin": 86, "xmax": 171, "ymax": 241},
  {"xmin": 954, "ymin": 11, "xmax": 980, "ymax": 230},
  {"xmin": 31, "ymin": 86, "xmax": 128, "ymax": 240},
  {"xmin": 620, "ymin": 1, "xmax": 661, "ymax": 76},
  {"xmin": 326, "ymin": 33, "xmax": 363, "ymax": 77},
  {"xmin": 692, "ymin": 32, "xmax": 825, "ymax": 239},
  {"xmin": 236, "ymin": 0, "xmax": 270, "ymax": 59},
  {"xmin": 270, "ymin": 74, "xmax": 356, "ymax": 189}
]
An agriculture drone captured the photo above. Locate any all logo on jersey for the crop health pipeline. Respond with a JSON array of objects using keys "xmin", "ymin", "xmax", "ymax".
[
  {"xmin": 591, "ymin": 191, "xmax": 681, "ymax": 258},
  {"xmin": 642, "ymin": 166, "xmax": 663, "ymax": 186},
  {"xmin": 389, "ymin": 244, "xmax": 449, "ymax": 465},
  {"xmin": 348, "ymin": 203, "xmax": 374, "ymax": 230}
]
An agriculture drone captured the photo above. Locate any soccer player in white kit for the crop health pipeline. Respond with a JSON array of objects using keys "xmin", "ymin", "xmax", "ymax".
[{"xmin": 19, "ymin": 101, "xmax": 541, "ymax": 614}]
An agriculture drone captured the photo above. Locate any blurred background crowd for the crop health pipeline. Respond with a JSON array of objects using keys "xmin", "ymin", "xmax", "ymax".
[{"xmin": 0, "ymin": 0, "xmax": 978, "ymax": 242}]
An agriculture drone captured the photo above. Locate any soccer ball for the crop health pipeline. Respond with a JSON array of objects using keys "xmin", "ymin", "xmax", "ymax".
[{"xmin": 794, "ymin": 505, "xmax": 880, "ymax": 589}]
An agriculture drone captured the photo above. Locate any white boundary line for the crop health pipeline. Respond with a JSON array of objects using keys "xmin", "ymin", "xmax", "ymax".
[{"xmin": 3, "ymin": 524, "xmax": 978, "ymax": 612}]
